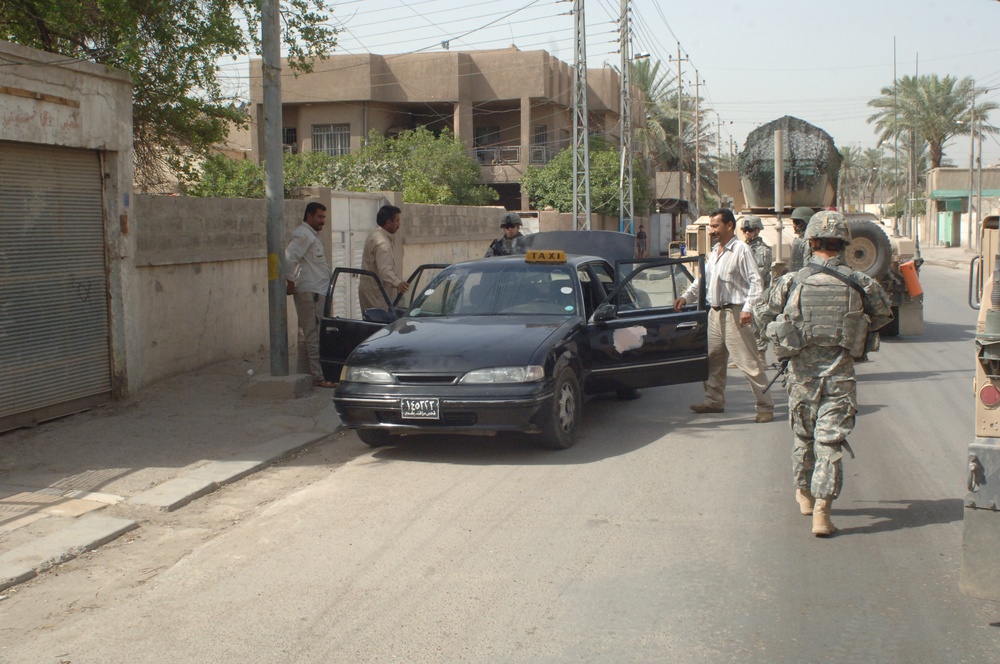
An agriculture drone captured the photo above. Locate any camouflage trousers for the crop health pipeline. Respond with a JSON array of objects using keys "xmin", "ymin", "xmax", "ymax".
[{"xmin": 786, "ymin": 370, "xmax": 857, "ymax": 500}]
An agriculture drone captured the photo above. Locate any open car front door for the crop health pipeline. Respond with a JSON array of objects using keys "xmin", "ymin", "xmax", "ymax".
[
  {"xmin": 585, "ymin": 255, "xmax": 708, "ymax": 392},
  {"xmin": 319, "ymin": 264, "xmax": 448, "ymax": 382}
]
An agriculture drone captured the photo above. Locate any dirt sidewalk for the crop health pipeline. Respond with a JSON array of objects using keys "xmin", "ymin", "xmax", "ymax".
[{"xmin": 0, "ymin": 353, "xmax": 342, "ymax": 588}]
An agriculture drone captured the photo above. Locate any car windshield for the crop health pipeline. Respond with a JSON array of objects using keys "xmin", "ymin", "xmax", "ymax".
[{"xmin": 408, "ymin": 262, "xmax": 578, "ymax": 317}]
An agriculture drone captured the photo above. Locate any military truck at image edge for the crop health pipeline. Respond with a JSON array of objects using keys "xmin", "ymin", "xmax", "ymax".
[
  {"xmin": 962, "ymin": 213, "xmax": 1000, "ymax": 602},
  {"xmin": 687, "ymin": 115, "xmax": 923, "ymax": 337}
]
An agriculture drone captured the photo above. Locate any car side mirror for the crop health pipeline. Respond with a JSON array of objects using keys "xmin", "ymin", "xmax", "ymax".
[
  {"xmin": 362, "ymin": 308, "xmax": 394, "ymax": 324},
  {"xmin": 593, "ymin": 303, "xmax": 617, "ymax": 323}
]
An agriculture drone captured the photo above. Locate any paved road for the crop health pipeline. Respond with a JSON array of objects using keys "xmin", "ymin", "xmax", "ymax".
[{"xmin": 1, "ymin": 264, "xmax": 998, "ymax": 663}]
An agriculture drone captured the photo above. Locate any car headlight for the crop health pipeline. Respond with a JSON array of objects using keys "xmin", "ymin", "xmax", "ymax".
[
  {"xmin": 343, "ymin": 366, "xmax": 396, "ymax": 384},
  {"xmin": 460, "ymin": 366, "xmax": 544, "ymax": 384}
]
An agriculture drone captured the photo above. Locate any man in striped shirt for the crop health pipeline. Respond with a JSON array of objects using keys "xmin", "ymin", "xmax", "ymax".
[{"xmin": 673, "ymin": 208, "xmax": 775, "ymax": 423}]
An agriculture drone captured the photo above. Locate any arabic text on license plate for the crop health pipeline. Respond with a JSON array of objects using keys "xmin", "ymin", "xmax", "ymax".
[{"xmin": 401, "ymin": 398, "xmax": 439, "ymax": 419}]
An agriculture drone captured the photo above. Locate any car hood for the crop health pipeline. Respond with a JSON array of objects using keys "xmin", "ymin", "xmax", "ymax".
[{"xmin": 349, "ymin": 316, "xmax": 577, "ymax": 372}]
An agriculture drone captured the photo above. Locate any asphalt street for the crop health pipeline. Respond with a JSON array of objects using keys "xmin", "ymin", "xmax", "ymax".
[{"xmin": 1, "ymin": 262, "xmax": 997, "ymax": 663}]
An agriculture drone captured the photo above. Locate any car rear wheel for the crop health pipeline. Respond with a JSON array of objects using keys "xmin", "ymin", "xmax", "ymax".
[
  {"xmin": 357, "ymin": 428, "xmax": 392, "ymax": 447},
  {"xmin": 617, "ymin": 387, "xmax": 641, "ymax": 400},
  {"xmin": 540, "ymin": 364, "xmax": 581, "ymax": 450}
]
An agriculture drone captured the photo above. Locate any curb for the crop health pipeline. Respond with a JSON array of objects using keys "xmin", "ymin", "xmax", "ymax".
[
  {"xmin": 128, "ymin": 430, "xmax": 331, "ymax": 512},
  {"xmin": 0, "ymin": 428, "xmax": 333, "ymax": 592},
  {"xmin": 0, "ymin": 515, "xmax": 138, "ymax": 592}
]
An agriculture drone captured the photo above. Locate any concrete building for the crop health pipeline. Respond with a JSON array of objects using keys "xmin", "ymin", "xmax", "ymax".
[
  {"xmin": 0, "ymin": 40, "xmax": 133, "ymax": 431},
  {"xmin": 925, "ymin": 166, "xmax": 1000, "ymax": 248},
  {"xmin": 248, "ymin": 48, "xmax": 635, "ymax": 210}
]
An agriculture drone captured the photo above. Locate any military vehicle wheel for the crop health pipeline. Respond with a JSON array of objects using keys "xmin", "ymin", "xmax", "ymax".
[
  {"xmin": 844, "ymin": 219, "xmax": 892, "ymax": 279},
  {"xmin": 357, "ymin": 428, "xmax": 393, "ymax": 447}
]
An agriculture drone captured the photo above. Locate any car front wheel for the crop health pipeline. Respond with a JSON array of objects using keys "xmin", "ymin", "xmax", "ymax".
[{"xmin": 539, "ymin": 364, "xmax": 581, "ymax": 450}]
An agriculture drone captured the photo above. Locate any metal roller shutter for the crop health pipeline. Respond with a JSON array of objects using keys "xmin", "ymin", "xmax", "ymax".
[{"xmin": 0, "ymin": 141, "xmax": 111, "ymax": 431}]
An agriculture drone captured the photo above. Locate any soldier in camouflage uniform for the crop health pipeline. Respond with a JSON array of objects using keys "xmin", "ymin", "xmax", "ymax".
[
  {"xmin": 741, "ymin": 215, "xmax": 772, "ymax": 362},
  {"xmin": 485, "ymin": 212, "xmax": 524, "ymax": 257},
  {"xmin": 760, "ymin": 212, "xmax": 892, "ymax": 537},
  {"xmin": 788, "ymin": 206, "xmax": 814, "ymax": 271}
]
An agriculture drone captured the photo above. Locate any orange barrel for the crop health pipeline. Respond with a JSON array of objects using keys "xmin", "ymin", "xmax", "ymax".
[{"xmin": 899, "ymin": 260, "xmax": 923, "ymax": 296}]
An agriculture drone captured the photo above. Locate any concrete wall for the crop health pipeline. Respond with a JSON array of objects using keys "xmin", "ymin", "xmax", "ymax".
[
  {"xmin": 0, "ymin": 40, "xmax": 134, "ymax": 397},
  {"xmin": 131, "ymin": 196, "xmax": 309, "ymax": 389}
]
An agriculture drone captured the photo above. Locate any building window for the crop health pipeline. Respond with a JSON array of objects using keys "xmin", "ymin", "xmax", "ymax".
[
  {"xmin": 312, "ymin": 124, "xmax": 351, "ymax": 156},
  {"xmin": 474, "ymin": 126, "xmax": 501, "ymax": 165},
  {"xmin": 531, "ymin": 125, "xmax": 550, "ymax": 164},
  {"xmin": 282, "ymin": 127, "xmax": 297, "ymax": 146}
]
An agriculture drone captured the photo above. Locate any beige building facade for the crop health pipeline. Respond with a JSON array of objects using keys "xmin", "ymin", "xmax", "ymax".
[{"xmin": 248, "ymin": 48, "xmax": 634, "ymax": 210}]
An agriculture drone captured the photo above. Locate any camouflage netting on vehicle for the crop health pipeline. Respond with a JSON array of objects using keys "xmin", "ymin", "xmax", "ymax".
[{"xmin": 737, "ymin": 116, "xmax": 842, "ymax": 198}]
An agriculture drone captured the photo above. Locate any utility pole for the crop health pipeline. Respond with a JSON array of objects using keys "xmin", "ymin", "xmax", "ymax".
[
  {"xmin": 969, "ymin": 80, "xmax": 976, "ymax": 250},
  {"xmin": 618, "ymin": 0, "xmax": 634, "ymax": 234},
  {"xmin": 572, "ymin": 0, "xmax": 591, "ymax": 230},
  {"xmin": 977, "ymin": 115, "xmax": 984, "ymax": 255},
  {"xmin": 670, "ymin": 45, "xmax": 689, "ymax": 205},
  {"xmin": 694, "ymin": 70, "xmax": 701, "ymax": 214},
  {"xmin": 716, "ymin": 114, "xmax": 722, "ymax": 165},
  {"xmin": 892, "ymin": 37, "xmax": 900, "ymax": 237},
  {"xmin": 262, "ymin": 0, "xmax": 288, "ymax": 376}
]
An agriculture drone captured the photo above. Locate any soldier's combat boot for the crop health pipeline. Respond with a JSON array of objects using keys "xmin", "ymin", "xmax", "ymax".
[
  {"xmin": 795, "ymin": 488, "xmax": 815, "ymax": 515},
  {"xmin": 812, "ymin": 498, "xmax": 836, "ymax": 537}
]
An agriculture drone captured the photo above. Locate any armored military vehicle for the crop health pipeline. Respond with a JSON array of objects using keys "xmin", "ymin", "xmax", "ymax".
[
  {"xmin": 686, "ymin": 115, "xmax": 923, "ymax": 336},
  {"xmin": 963, "ymin": 214, "xmax": 1000, "ymax": 602}
]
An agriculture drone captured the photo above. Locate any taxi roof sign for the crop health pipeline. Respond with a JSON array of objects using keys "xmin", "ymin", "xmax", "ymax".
[{"xmin": 525, "ymin": 249, "xmax": 566, "ymax": 264}]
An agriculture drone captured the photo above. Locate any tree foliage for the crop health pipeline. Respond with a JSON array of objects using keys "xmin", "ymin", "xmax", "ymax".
[
  {"xmin": 629, "ymin": 58, "xmax": 719, "ymax": 210},
  {"xmin": 866, "ymin": 74, "xmax": 998, "ymax": 169},
  {"xmin": 519, "ymin": 139, "xmax": 652, "ymax": 218},
  {"xmin": 0, "ymin": 0, "xmax": 338, "ymax": 191},
  {"xmin": 190, "ymin": 127, "xmax": 497, "ymax": 206}
]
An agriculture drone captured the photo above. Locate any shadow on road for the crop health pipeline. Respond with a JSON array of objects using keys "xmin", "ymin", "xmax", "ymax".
[
  {"xmin": 858, "ymin": 368, "xmax": 972, "ymax": 384},
  {"xmin": 835, "ymin": 497, "xmax": 963, "ymax": 535},
  {"xmin": 883, "ymin": 320, "xmax": 975, "ymax": 343}
]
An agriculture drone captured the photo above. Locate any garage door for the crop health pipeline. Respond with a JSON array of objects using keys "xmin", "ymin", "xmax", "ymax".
[{"xmin": 0, "ymin": 141, "xmax": 111, "ymax": 431}]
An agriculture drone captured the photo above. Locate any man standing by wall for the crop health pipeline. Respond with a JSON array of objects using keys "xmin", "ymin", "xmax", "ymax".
[
  {"xmin": 359, "ymin": 204, "xmax": 409, "ymax": 311},
  {"xmin": 760, "ymin": 212, "xmax": 892, "ymax": 536},
  {"xmin": 673, "ymin": 208, "xmax": 774, "ymax": 423},
  {"xmin": 635, "ymin": 225, "xmax": 648, "ymax": 258},
  {"xmin": 285, "ymin": 202, "xmax": 335, "ymax": 388}
]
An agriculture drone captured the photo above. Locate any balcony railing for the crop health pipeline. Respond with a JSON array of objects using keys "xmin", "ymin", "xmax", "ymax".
[{"xmin": 472, "ymin": 143, "xmax": 565, "ymax": 167}]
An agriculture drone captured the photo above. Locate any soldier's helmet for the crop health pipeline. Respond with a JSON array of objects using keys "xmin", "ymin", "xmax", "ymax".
[
  {"xmin": 500, "ymin": 212, "xmax": 522, "ymax": 228},
  {"xmin": 740, "ymin": 215, "xmax": 764, "ymax": 231},
  {"xmin": 804, "ymin": 211, "xmax": 852, "ymax": 245},
  {"xmin": 790, "ymin": 207, "xmax": 814, "ymax": 227}
]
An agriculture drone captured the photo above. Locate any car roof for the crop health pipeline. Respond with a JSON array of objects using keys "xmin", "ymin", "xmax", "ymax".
[{"xmin": 465, "ymin": 254, "xmax": 606, "ymax": 269}]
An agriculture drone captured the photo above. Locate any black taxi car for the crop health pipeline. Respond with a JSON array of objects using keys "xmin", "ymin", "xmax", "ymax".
[{"xmin": 321, "ymin": 235, "xmax": 708, "ymax": 449}]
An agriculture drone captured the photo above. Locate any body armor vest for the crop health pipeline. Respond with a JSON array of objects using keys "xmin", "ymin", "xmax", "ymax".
[{"xmin": 786, "ymin": 266, "xmax": 867, "ymax": 356}]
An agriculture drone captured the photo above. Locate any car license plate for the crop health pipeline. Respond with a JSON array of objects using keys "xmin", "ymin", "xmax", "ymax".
[{"xmin": 401, "ymin": 398, "xmax": 439, "ymax": 419}]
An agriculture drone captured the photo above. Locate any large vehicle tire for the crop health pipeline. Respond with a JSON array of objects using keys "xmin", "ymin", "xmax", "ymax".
[
  {"xmin": 844, "ymin": 219, "xmax": 892, "ymax": 279},
  {"xmin": 357, "ymin": 428, "xmax": 393, "ymax": 447},
  {"xmin": 539, "ymin": 363, "xmax": 581, "ymax": 450}
]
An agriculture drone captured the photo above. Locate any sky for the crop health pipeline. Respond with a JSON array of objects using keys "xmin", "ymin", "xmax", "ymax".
[{"xmin": 220, "ymin": 0, "xmax": 1000, "ymax": 166}]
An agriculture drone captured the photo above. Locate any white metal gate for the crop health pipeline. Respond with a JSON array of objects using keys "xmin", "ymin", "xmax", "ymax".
[{"xmin": 0, "ymin": 141, "xmax": 111, "ymax": 431}]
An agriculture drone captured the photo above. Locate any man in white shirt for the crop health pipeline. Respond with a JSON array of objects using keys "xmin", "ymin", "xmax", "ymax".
[
  {"xmin": 673, "ymin": 208, "xmax": 775, "ymax": 422},
  {"xmin": 285, "ymin": 202, "xmax": 335, "ymax": 388}
]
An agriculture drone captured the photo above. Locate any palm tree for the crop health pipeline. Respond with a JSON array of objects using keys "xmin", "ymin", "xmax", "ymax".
[
  {"xmin": 837, "ymin": 145, "xmax": 862, "ymax": 211},
  {"xmin": 630, "ymin": 58, "xmax": 719, "ymax": 208},
  {"xmin": 867, "ymin": 74, "xmax": 998, "ymax": 169}
]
